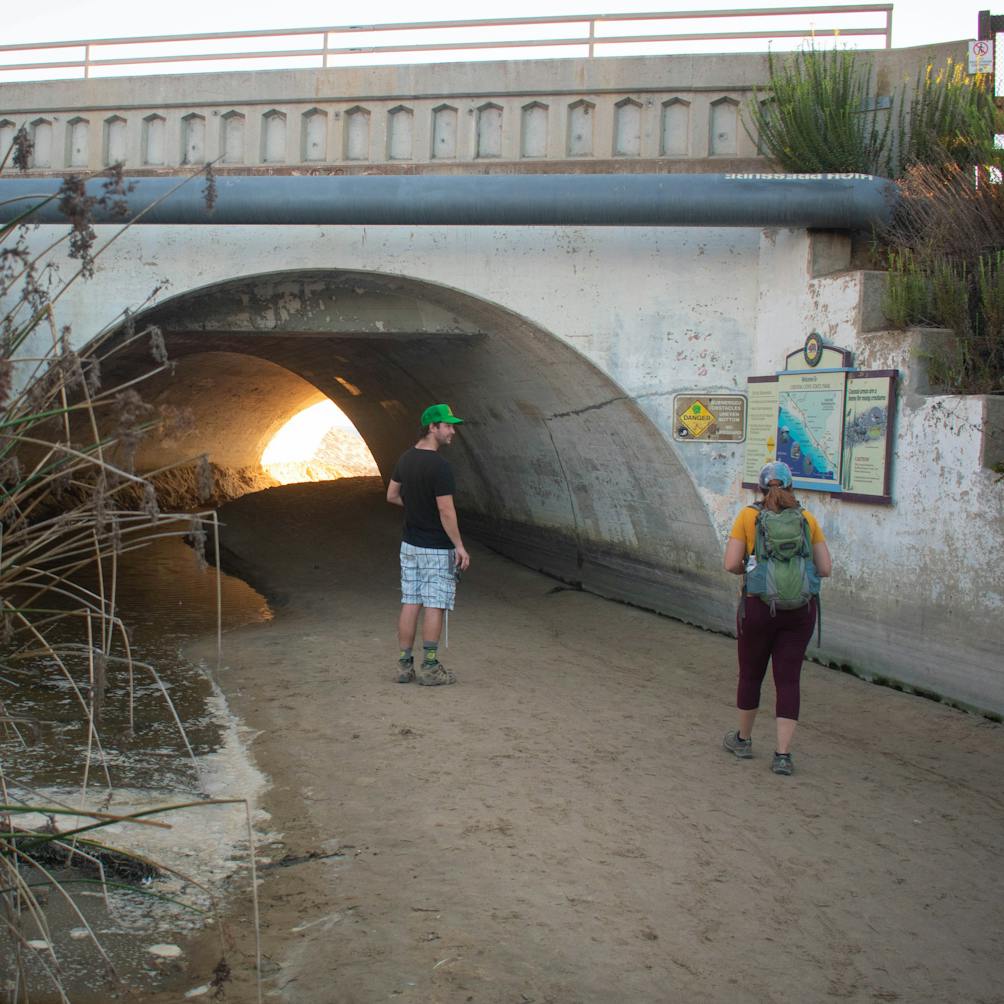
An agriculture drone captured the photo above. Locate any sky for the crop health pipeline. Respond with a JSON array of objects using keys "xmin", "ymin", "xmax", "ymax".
[{"xmin": 0, "ymin": 0, "xmax": 993, "ymax": 50}]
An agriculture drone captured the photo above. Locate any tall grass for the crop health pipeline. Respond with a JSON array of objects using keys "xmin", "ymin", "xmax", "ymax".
[
  {"xmin": 0, "ymin": 131, "xmax": 258, "ymax": 1002},
  {"xmin": 897, "ymin": 59, "xmax": 999, "ymax": 174},
  {"xmin": 885, "ymin": 247, "xmax": 1004, "ymax": 394}
]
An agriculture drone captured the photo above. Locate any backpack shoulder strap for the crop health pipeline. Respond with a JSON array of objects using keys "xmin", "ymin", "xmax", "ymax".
[
  {"xmin": 752, "ymin": 504, "xmax": 769, "ymax": 561},
  {"xmin": 798, "ymin": 507, "xmax": 813, "ymax": 555},
  {"xmin": 802, "ymin": 508, "xmax": 822, "ymax": 645}
]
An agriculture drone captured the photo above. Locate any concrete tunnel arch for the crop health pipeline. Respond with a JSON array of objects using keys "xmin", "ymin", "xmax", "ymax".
[{"xmin": 115, "ymin": 267, "xmax": 730, "ymax": 630}]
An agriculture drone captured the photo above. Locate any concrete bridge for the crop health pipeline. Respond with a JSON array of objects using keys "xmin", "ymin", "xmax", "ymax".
[
  {"xmin": 2, "ymin": 37, "xmax": 1002, "ymax": 716},
  {"xmin": 0, "ymin": 32, "xmax": 940, "ymax": 179}
]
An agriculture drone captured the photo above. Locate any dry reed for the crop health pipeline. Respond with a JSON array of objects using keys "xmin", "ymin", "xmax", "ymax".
[{"xmin": 1, "ymin": 134, "xmax": 257, "ymax": 1002}]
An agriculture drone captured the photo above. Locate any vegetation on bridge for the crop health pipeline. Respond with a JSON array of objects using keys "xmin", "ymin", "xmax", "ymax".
[{"xmin": 747, "ymin": 48, "xmax": 1004, "ymax": 396}]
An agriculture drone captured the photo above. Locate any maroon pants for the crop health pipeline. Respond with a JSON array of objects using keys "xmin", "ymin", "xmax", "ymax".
[{"xmin": 736, "ymin": 596, "xmax": 817, "ymax": 720}]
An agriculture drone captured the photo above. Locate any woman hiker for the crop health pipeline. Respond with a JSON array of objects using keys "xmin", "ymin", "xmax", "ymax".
[{"xmin": 722, "ymin": 461, "xmax": 833, "ymax": 775}]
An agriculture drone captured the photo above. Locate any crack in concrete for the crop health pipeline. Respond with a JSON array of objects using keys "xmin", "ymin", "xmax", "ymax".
[
  {"xmin": 548, "ymin": 389, "xmax": 675, "ymax": 420},
  {"xmin": 548, "ymin": 395, "xmax": 629, "ymax": 419}
]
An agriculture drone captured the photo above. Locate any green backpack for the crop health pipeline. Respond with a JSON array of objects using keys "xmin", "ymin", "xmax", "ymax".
[{"xmin": 743, "ymin": 504, "xmax": 821, "ymax": 628}]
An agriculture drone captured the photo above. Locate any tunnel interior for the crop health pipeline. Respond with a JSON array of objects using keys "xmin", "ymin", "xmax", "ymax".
[{"xmin": 103, "ymin": 269, "xmax": 729, "ymax": 628}]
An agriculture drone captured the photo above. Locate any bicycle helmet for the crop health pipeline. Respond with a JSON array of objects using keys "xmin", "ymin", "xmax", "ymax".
[{"xmin": 758, "ymin": 460, "xmax": 793, "ymax": 490}]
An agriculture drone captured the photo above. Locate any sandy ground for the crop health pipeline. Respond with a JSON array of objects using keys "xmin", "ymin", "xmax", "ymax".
[{"xmin": 170, "ymin": 477, "xmax": 1003, "ymax": 1004}]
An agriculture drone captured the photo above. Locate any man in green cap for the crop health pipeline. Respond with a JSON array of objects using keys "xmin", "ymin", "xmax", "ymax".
[{"xmin": 386, "ymin": 403, "xmax": 471, "ymax": 685}]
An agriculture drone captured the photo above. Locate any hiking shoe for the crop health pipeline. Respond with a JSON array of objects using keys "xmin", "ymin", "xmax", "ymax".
[
  {"xmin": 771, "ymin": 752, "xmax": 794, "ymax": 776},
  {"xmin": 723, "ymin": 729, "xmax": 753, "ymax": 759},
  {"xmin": 416, "ymin": 661, "xmax": 457, "ymax": 687},
  {"xmin": 396, "ymin": 656, "xmax": 415, "ymax": 684}
]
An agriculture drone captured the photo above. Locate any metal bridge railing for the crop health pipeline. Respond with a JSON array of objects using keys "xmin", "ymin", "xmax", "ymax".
[{"xmin": 0, "ymin": 5, "xmax": 893, "ymax": 81}]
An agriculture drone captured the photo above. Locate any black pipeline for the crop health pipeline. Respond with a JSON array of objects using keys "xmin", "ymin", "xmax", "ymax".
[{"xmin": 0, "ymin": 172, "xmax": 896, "ymax": 229}]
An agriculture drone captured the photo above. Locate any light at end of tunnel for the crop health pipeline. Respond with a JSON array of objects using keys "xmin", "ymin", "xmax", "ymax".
[{"xmin": 261, "ymin": 399, "xmax": 378, "ymax": 485}]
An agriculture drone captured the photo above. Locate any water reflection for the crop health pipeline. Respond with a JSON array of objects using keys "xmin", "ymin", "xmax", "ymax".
[
  {"xmin": 2, "ymin": 533, "xmax": 271, "ymax": 795},
  {"xmin": 1, "ymin": 530, "xmax": 272, "ymax": 996}
]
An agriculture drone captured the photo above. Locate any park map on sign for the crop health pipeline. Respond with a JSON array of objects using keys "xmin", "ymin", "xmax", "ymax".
[
  {"xmin": 776, "ymin": 383, "xmax": 841, "ymax": 481},
  {"xmin": 771, "ymin": 371, "xmax": 847, "ymax": 484}
]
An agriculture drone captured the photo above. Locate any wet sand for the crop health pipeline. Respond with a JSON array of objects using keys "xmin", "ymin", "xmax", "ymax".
[{"xmin": 177, "ymin": 477, "xmax": 1003, "ymax": 1004}]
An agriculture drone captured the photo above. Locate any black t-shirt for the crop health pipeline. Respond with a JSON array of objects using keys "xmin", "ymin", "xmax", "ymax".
[{"xmin": 391, "ymin": 447, "xmax": 456, "ymax": 549}]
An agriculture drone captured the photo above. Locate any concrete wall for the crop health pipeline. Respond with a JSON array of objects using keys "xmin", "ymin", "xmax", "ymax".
[
  {"xmin": 0, "ymin": 41, "xmax": 964, "ymax": 176},
  {"xmin": 8, "ymin": 218, "xmax": 1002, "ymax": 715},
  {"xmin": 748, "ymin": 232, "xmax": 1003, "ymax": 713}
]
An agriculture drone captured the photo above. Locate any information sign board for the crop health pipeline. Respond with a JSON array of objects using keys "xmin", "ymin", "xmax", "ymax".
[
  {"xmin": 742, "ymin": 378, "xmax": 779, "ymax": 481},
  {"xmin": 742, "ymin": 339, "xmax": 897, "ymax": 504},
  {"xmin": 841, "ymin": 371, "xmax": 897, "ymax": 503},
  {"xmin": 672, "ymin": 394, "xmax": 746, "ymax": 442}
]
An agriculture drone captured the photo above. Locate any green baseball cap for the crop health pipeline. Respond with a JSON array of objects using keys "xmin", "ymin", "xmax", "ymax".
[{"xmin": 421, "ymin": 403, "xmax": 464, "ymax": 426}]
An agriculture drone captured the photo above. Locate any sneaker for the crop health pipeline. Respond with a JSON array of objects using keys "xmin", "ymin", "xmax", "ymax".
[
  {"xmin": 396, "ymin": 656, "xmax": 415, "ymax": 684},
  {"xmin": 771, "ymin": 752, "xmax": 794, "ymax": 776},
  {"xmin": 416, "ymin": 660, "xmax": 457, "ymax": 687},
  {"xmin": 723, "ymin": 729, "xmax": 753, "ymax": 759}
]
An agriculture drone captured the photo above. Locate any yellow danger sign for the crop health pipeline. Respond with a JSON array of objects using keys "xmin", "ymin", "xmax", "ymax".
[
  {"xmin": 672, "ymin": 393, "xmax": 746, "ymax": 443},
  {"xmin": 679, "ymin": 400, "xmax": 716, "ymax": 438}
]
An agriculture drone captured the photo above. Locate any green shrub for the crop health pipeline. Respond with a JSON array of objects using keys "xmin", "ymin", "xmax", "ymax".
[
  {"xmin": 750, "ymin": 46, "xmax": 1004, "ymax": 396},
  {"xmin": 885, "ymin": 247, "xmax": 1004, "ymax": 393},
  {"xmin": 978, "ymin": 249, "xmax": 1004, "ymax": 337},
  {"xmin": 746, "ymin": 48, "xmax": 890, "ymax": 175},
  {"xmin": 747, "ymin": 47, "xmax": 1001, "ymax": 179},
  {"xmin": 884, "ymin": 250, "xmax": 931, "ymax": 328}
]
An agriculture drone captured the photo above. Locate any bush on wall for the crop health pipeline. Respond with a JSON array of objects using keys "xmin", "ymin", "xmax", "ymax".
[
  {"xmin": 746, "ymin": 47, "xmax": 1003, "ymax": 395},
  {"xmin": 746, "ymin": 49, "xmax": 998, "ymax": 178}
]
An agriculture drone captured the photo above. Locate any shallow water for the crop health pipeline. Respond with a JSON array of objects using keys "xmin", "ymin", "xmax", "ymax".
[
  {"xmin": 2, "ymin": 532, "xmax": 270, "ymax": 795},
  {"xmin": 1, "ymin": 531, "xmax": 272, "ymax": 998}
]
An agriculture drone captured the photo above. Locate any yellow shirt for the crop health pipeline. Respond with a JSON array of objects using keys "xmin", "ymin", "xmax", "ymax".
[{"xmin": 729, "ymin": 505, "xmax": 825, "ymax": 557}]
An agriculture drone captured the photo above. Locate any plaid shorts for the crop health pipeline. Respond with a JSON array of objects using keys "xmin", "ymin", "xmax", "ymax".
[{"xmin": 400, "ymin": 542, "xmax": 456, "ymax": 610}]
